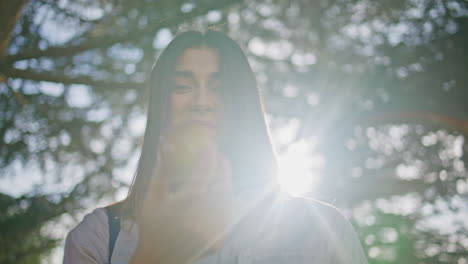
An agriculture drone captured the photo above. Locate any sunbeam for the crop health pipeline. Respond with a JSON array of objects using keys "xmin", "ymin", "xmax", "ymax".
[{"xmin": 277, "ymin": 139, "xmax": 324, "ymax": 196}]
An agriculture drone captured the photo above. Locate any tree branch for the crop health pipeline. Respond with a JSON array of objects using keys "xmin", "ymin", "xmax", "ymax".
[
  {"xmin": 323, "ymin": 177, "xmax": 428, "ymax": 207},
  {"xmin": 2, "ymin": 0, "xmax": 240, "ymax": 64},
  {"xmin": 360, "ymin": 111, "xmax": 468, "ymax": 135},
  {"xmin": 0, "ymin": 0, "xmax": 29, "ymax": 55},
  {"xmin": 0, "ymin": 66, "xmax": 145, "ymax": 89}
]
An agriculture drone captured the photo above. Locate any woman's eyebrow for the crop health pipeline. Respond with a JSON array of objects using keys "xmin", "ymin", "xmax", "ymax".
[
  {"xmin": 210, "ymin": 72, "xmax": 221, "ymax": 80},
  {"xmin": 174, "ymin": 70, "xmax": 194, "ymax": 78},
  {"xmin": 174, "ymin": 71, "xmax": 221, "ymax": 80}
]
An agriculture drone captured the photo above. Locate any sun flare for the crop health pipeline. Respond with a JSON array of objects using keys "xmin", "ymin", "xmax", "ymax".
[{"xmin": 277, "ymin": 139, "xmax": 324, "ymax": 196}]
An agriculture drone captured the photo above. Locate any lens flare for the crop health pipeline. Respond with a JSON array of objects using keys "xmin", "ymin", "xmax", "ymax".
[{"xmin": 277, "ymin": 139, "xmax": 324, "ymax": 196}]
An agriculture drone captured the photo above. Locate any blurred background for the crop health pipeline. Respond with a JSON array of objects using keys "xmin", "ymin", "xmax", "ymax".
[{"xmin": 1, "ymin": 0, "xmax": 467, "ymax": 263}]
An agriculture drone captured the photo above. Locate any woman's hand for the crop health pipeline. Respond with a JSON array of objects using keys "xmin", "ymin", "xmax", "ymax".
[{"xmin": 131, "ymin": 127, "xmax": 236, "ymax": 264}]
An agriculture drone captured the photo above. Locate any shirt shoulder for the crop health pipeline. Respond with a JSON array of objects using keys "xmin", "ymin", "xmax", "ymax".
[
  {"xmin": 228, "ymin": 195, "xmax": 342, "ymax": 247},
  {"xmin": 287, "ymin": 195, "xmax": 343, "ymax": 221},
  {"xmin": 63, "ymin": 208, "xmax": 109, "ymax": 264},
  {"xmin": 291, "ymin": 196, "xmax": 369, "ymax": 264},
  {"xmin": 278, "ymin": 195, "xmax": 347, "ymax": 243},
  {"xmin": 228, "ymin": 194, "xmax": 368, "ymax": 263}
]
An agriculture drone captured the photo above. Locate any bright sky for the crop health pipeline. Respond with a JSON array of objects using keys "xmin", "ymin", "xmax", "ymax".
[{"xmin": 3, "ymin": 1, "xmax": 467, "ymax": 263}]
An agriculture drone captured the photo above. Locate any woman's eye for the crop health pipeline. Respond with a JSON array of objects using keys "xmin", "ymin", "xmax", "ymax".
[
  {"xmin": 210, "ymin": 81, "xmax": 221, "ymax": 91},
  {"xmin": 172, "ymin": 85, "xmax": 191, "ymax": 93}
]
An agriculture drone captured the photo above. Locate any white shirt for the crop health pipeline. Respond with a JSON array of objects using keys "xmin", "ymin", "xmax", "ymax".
[{"xmin": 63, "ymin": 194, "xmax": 368, "ymax": 264}]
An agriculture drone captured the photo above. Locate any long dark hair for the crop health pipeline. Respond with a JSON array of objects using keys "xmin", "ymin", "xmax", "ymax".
[{"xmin": 122, "ymin": 30, "xmax": 279, "ymax": 219}]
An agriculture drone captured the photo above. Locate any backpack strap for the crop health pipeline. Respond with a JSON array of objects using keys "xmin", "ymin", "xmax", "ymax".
[{"xmin": 106, "ymin": 206, "xmax": 121, "ymax": 263}]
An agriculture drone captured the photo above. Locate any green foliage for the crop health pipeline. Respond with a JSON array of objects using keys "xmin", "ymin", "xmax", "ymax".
[
  {"xmin": 0, "ymin": 0, "xmax": 467, "ymax": 263},
  {"xmin": 0, "ymin": 193, "xmax": 58, "ymax": 264}
]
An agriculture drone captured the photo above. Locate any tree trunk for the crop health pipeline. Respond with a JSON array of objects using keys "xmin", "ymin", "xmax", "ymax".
[
  {"xmin": 0, "ymin": 0, "xmax": 29, "ymax": 87},
  {"xmin": 0, "ymin": 0, "xmax": 29, "ymax": 56}
]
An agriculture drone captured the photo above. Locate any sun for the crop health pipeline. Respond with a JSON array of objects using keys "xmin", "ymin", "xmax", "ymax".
[{"xmin": 277, "ymin": 139, "xmax": 324, "ymax": 196}]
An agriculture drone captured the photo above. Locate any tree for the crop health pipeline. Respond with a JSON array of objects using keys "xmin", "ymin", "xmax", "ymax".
[{"xmin": 0, "ymin": 0, "xmax": 467, "ymax": 263}]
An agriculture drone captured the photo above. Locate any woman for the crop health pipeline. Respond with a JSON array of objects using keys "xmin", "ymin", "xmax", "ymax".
[{"xmin": 64, "ymin": 30, "xmax": 368, "ymax": 264}]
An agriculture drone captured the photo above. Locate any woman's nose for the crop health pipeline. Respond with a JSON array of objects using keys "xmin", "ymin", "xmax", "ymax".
[{"xmin": 191, "ymin": 82, "xmax": 215, "ymax": 112}]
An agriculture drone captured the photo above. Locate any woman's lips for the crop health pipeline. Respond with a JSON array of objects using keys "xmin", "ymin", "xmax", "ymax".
[{"xmin": 188, "ymin": 120, "xmax": 216, "ymax": 128}]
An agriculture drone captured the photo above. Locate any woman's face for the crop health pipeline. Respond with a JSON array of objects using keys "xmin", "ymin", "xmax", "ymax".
[{"xmin": 168, "ymin": 47, "xmax": 223, "ymax": 139}]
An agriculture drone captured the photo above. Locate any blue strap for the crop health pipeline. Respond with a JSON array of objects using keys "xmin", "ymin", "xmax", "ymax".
[{"xmin": 106, "ymin": 207, "xmax": 121, "ymax": 263}]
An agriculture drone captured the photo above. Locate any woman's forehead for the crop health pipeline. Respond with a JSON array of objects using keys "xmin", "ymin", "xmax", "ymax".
[{"xmin": 175, "ymin": 47, "xmax": 220, "ymax": 75}]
